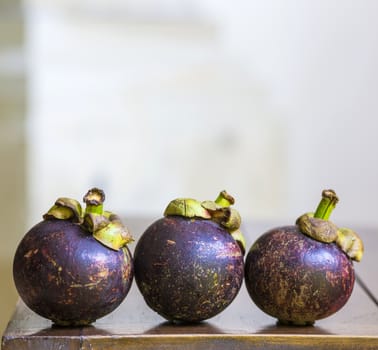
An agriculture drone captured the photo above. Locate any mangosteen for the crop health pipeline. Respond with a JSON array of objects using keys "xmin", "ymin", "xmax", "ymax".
[
  {"xmin": 134, "ymin": 191, "xmax": 245, "ymax": 323},
  {"xmin": 13, "ymin": 188, "xmax": 134, "ymax": 326},
  {"xmin": 245, "ymin": 189, "xmax": 364, "ymax": 325}
]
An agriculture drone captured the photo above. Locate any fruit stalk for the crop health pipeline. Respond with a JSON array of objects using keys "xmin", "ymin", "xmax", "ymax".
[
  {"xmin": 313, "ymin": 189, "xmax": 339, "ymax": 220},
  {"xmin": 83, "ymin": 188, "xmax": 105, "ymax": 215}
]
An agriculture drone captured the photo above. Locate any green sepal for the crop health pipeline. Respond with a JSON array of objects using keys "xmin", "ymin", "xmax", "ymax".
[
  {"xmin": 164, "ymin": 198, "xmax": 211, "ymax": 219},
  {"xmin": 43, "ymin": 197, "xmax": 82, "ymax": 223},
  {"xmin": 92, "ymin": 220, "xmax": 134, "ymax": 251},
  {"xmin": 43, "ymin": 188, "xmax": 133, "ymax": 251},
  {"xmin": 214, "ymin": 190, "xmax": 235, "ymax": 207},
  {"xmin": 336, "ymin": 227, "xmax": 364, "ymax": 262},
  {"xmin": 230, "ymin": 228, "xmax": 246, "ymax": 255},
  {"xmin": 164, "ymin": 191, "xmax": 244, "ymax": 254}
]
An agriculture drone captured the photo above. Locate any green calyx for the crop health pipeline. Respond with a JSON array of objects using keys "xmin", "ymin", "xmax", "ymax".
[
  {"xmin": 43, "ymin": 197, "xmax": 82, "ymax": 223},
  {"xmin": 296, "ymin": 189, "xmax": 363, "ymax": 262},
  {"xmin": 164, "ymin": 190, "xmax": 246, "ymax": 254},
  {"xmin": 43, "ymin": 188, "xmax": 133, "ymax": 251},
  {"xmin": 164, "ymin": 198, "xmax": 211, "ymax": 219},
  {"xmin": 336, "ymin": 227, "xmax": 364, "ymax": 262},
  {"xmin": 215, "ymin": 190, "xmax": 235, "ymax": 207}
]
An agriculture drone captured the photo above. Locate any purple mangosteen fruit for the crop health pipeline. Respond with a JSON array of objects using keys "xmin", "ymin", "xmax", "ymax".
[
  {"xmin": 134, "ymin": 191, "xmax": 245, "ymax": 323},
  {"xmin": 245, "ymin": 189, "xmax": 364, "ymax": 325},
  {"xmin": 13, "ymin": 188, "xmax": 134, "ymax": 326}
]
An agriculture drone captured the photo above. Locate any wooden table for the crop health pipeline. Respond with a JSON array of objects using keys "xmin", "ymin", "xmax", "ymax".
[{"xmin": 2, "ymin": 218, "xmax": 378, "ymax": 349}]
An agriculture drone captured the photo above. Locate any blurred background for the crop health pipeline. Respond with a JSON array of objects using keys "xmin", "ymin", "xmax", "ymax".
[{"xmin": 1, "ymin": 0, "xmax": 377, "ymax": 333}]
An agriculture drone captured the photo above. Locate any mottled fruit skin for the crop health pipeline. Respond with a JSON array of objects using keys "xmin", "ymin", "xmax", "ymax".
[
  {"xmin": 245, "ymin": 226, "xmax": 355, "ymax": 325},
  {"xmin": 134, "ymin": 216, "xmax": 244, "ymax": 322},
  {"xmin": 13, "ymin": 219, "xmax": 133, "ymax": 326}
]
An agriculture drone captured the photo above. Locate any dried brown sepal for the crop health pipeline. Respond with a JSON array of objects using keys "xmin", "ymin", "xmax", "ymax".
[
  {"xmin": 83, "ymin": 212, "xmax": 109, "ymax": 232},
  {"xmin": 296, "ymin": 213, "xmax": 339, "ymax": 243},
  {"xmin": 201, "ymin": 201, "xmax": 231, "ymax": 224},
  {"xmin": 221, "ymin": 208, "xmax": 241, "ymax": 231}
]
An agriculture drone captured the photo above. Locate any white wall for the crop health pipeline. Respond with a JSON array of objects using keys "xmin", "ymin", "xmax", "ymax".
[
  {"xmin": 25, "ymin": 1, "xmax": 378, "ymax": 229},
  {"xmin": 205, "ymin": 1, "xmax": 378, "ymax": 227}
]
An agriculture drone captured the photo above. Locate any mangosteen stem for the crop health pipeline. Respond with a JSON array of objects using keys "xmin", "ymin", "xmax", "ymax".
[
  {"xmin": 83, "ymin": 188, "xmax": 105, "ymax": 215},
  {"xmin": 313, "ymin": 189, "xmax": 339, "ymax": 220}
]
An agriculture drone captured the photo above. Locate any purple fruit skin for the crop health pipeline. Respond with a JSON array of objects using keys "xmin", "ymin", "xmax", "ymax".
[
  {"xmin": 134, "ymin": 216, "xmax": 244, "ymax": 322},
  {"xmin": 245, "ymin": 225, "xmax": 355, "ymax": 324},
  {"xmin": 13, "ymin": 219, "xmax": 133, "ymax": 326}
]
